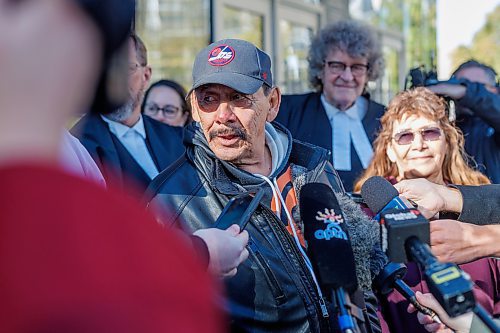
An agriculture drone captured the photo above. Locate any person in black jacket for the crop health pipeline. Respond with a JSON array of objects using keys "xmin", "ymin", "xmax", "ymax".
[
  {"xmin": 71, "ymin": 34, "xmax": 185, "ymax": 194},
  {"xmin": 276, "ymin": 20, "xmax": 386, "ymax": 192},
  {"xmin": 427, "ymin": 60, "xmax": 499, "ymax": 184},
  {"xmin": 146, "ymin": 38, "xmax": 383, "ymax": 333}
]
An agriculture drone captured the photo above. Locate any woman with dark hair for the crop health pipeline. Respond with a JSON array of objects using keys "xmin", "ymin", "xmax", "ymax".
[
  {"xmin": 276, "ymin": 19, "xmax": 386, "ymax": 192},
  {"xmin": 354, "ymin": 87, "xmax": 498, "ymax": 333},
  {"xmin": 142, "ymin": 79, "xmax": 192, "ymax": 127}
]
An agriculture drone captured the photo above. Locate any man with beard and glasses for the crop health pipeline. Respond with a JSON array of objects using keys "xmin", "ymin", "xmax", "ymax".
[
  {"xmin": 72, "ymin": 33, "xmax": 184, "ymax": 194},
  {"xmin": 144, "ymin": 39, "xmax": 383, "ymax": 333}
]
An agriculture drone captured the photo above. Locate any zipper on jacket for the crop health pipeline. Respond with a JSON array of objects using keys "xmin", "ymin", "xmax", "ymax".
[
  {"xmin": 260, "ymin": 206, "xmax": 331, "ymax": 326},
  {"xmin": 247, "ymin": 239, "xmax": 287, "ymax": 305},
  {"xmin": 319, "ymin": 297, "xmax": 329, "ymax": 318}
]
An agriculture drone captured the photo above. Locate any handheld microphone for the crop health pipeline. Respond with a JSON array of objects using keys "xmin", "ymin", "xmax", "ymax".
[
  {"xmin": 361, "ymin": 176, "xmax": 431, "ymax": 263},
  {"xmin": 361, "ymin": 176, "xmax": 475, "ymax": 318},
  {"xmin": 373, "ymin": 262, "xmax": 440, "ymax": 322},
  {"xmin": 300, "ymin": 183, "xmax": 359, "ymax": 333},
  {"xmin": 360, "ymin": 176, "xmax": 414, "ymax": 222}
]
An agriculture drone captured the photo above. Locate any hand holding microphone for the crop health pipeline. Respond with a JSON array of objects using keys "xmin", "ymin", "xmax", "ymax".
[
  {"xmin": 361, "ymin": 176, "xmax": 476, "ymax": 318},
  {"xmin": 393, "ymin": 179, "xmax": 463, "ymax": 218},
  {"xmin": 408, "ymin": 292, "xmax": 474, "ymax": 333},
  {"xmin": 373, "ymin": 262, "xmax": 440, "ymax": 324}
]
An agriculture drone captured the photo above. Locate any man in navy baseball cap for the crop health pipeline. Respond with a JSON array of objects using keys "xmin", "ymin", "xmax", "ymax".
[
  {"xmin": 146, "ymin": 38, "xmax": 382, "ymax": 332},
  {"xmin": 186, "ymin": 38, "xmax": 280, "ymax": 166},
  {"xmin": 190, "ymin": 38, "xmax": 273, "ymax": 95}
]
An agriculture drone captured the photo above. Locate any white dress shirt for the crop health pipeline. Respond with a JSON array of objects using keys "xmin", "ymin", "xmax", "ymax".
[
  {"xmin": 321, "ymin": 95, "xmax": 374, "ymax": 171},
  {"xmin": 101, "ymin": 115, "xmax": 159, "ymax": 179}
]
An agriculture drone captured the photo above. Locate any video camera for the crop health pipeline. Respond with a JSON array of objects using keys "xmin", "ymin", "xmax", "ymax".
[
  {"xmin": 403, "ymin": 60, "xmax": 458, "ymax": 119},
  {"xmin": 404, "ymin": 65, "xmax": 439, "ymax": 90},
  {"xmin": 404, "ymin": 51, "xmax": 441, "ymax": 90}
]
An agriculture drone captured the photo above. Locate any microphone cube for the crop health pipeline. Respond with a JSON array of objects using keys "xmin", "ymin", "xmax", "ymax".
[{"xmin": 380, "ymin": 209, "xmax": 430, "ymax": 263}]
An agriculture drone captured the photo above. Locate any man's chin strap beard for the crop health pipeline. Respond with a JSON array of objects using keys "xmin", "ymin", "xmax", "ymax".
[{"xmin": 106, "ymin": 100, "xmax": 134, "ymax": 122}]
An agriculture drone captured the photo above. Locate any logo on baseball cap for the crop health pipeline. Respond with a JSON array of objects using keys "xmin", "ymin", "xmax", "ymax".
[{"xmin": 191, "ymin": 39, "xmax": 273, "ymax": 95}]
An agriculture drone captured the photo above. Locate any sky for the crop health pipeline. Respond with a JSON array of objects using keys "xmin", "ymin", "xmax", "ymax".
[{"xmin": 436, "ymin": 0, "xmax": 499, "ymax": 78}]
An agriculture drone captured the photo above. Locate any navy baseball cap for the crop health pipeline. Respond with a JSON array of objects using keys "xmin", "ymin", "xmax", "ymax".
[{"xmin": 191, "ymin": 39, "xmax": 273, "ymax": 95}]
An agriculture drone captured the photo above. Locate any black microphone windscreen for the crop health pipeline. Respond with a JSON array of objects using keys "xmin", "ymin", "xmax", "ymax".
[
  {"xmin": 300, "ymin": 183, "xmax": 358, "ymax": 292},
  {"xmin": 361, "ymin": 176, "xmax": 399, "ymax": 214}
]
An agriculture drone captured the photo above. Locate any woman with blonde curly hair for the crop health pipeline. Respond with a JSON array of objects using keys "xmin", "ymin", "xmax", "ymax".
[
  {"xmin": 354, "ymin": 87, "xmax": 497, "ymax": 333},
  {"xmin": 354, "ymin": 87, "xmax": 489, "ymax": 192}
]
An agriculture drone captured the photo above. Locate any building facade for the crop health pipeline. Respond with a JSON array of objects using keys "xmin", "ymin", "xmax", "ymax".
[{"xmin": 136, "ymin": 0, "xmax": 436, "ymax": 104}]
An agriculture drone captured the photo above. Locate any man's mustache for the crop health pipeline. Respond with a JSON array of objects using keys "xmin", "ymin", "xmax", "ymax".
[{"xmin": 209, "ymin": 127, "xmax": 247, "ymax": 140}]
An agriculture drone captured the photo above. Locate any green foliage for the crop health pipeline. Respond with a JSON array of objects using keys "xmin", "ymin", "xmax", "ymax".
[{"xmin": 449, "ymin": 5, "xmax": 499, "ymax": 75}]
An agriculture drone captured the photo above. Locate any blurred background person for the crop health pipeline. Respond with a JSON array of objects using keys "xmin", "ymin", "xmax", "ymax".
[
  {"xmin": 72, "ymin": 34, "xmax": 184, "ymax": 195},
  {"xmin": 0, "ymin": 0, "xmax": 224, "ymax": 332},
  {"xmin": 353, "ymin": 87, "xmax": 498, "ymax": 333},
  {"xmin": 276, "ymin": 20, "xmax": 385, "ymax": 192},
  {"xmin": 427, "ymin": 60, "xmax": 499, "ymax": 184},
  {"xmin": 142, "ymin": 79, "xmax": 192, "ymax": 127}
]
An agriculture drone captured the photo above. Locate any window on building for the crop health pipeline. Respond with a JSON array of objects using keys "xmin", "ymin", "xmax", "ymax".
[
  {"xmin": 221, "ymin": 6, "xmax": 264, "ymax": 48},
  {"xmin": 135, "ymin": 0, "xmax": 210, "ymax": 90},
  {"xmin": 279, "ymin": 21, "xmax": 314, "ymax": 94}
]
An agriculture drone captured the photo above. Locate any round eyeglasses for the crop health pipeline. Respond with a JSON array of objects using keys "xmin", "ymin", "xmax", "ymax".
[
  {"xmin": 325, "ymin": 61, "xmax": 369, "ymax": 76},
  {"xmin": 145, "ymin": 104, "xmax": 182, "ymax": 117}
]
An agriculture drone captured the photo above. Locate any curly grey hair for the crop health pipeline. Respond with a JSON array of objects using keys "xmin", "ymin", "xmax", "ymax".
[{"xmin": 308, "ymin": 20, "xmax": 385, "ymax": 92}]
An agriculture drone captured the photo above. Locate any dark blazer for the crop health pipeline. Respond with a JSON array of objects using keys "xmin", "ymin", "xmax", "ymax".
[
  {"xmin": 456, "ymin": 184, "xmax": 500, "ymax": 225},
  {"xmin": 71, "ymin": 113, "xmax": 185, "ymax": 193},
  {"xmin": 276, "ymin": 92, "xmax": 385, "ymax": 192}
]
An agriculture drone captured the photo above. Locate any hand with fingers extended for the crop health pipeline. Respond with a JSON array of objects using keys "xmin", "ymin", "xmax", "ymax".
[
  {"xmin": 426, "ymin": 82, "xmax": 467, "ymax": 100},
  {"xmin": 394, "ymin": 179, "xmax": 463, "ymax": 219},
  {"xmin": 430, "ymin": 219, "xmax": 500, "ymax": 264},
  {"xmin": 194, "ymin": 225, "xmax": 249, "ymax": 278},
  {"xmin": 408, "ymin": 291, "xmax": 473, "ymax": 333}
]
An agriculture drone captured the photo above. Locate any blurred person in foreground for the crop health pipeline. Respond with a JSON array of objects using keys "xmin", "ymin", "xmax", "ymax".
[
  {"xmin": 276, "ymin": 20, "xmax": 386, "ymax": 192},
  {"xmin": 145, "ymin": 38, "xmax": 383, "ymax": 333},
  {"xmin": 393, "ymin": 178, "xmax": 500, "ymax": 264},
  {"xmin": 0, "ymin": 0, "xmax": 224, "ymax": 332},
  {"xmin": 72, "ymin": 34, "xmax": 184, "ymax": 195},
  {"xmin": 353, "ymin": 88, "xmax": 499, "ymax": 333},
  {"xmin": 427, "ymin": 60, "xmax": 499, "ymax": 183},
  {"xmin": 142, "ymin": 79, "xmax": 192, "ymax": 127}
]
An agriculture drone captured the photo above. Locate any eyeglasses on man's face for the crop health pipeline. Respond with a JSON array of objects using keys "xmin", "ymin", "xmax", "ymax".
[
  {"xmin": 325, "ymin": 61, "xmax": 369, "ymax": 76},
  {"xmin": 145, "ymin": 103, "xmax": 182, "ymax": 117},
  {"xmin": 393, "ymin": 127, "xmax": 442, "ymax": 145},
  {"xmin": 194, "ymin": 89, "xmax": 257, "ymax": 113}
]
